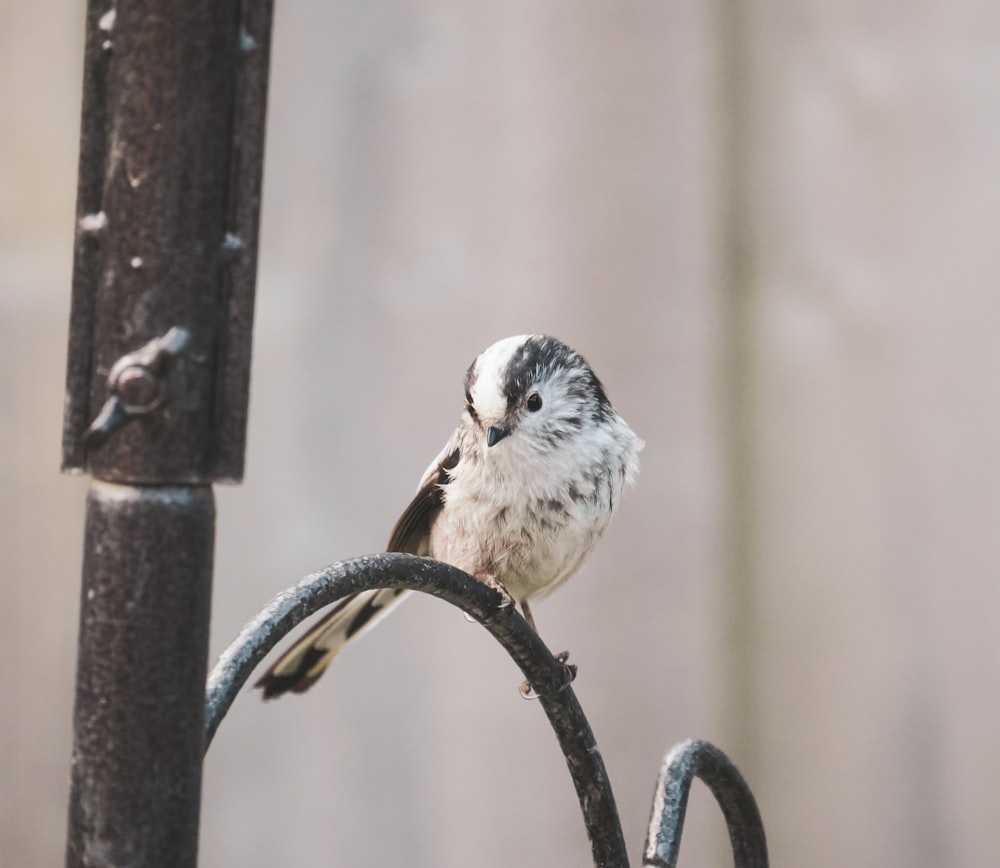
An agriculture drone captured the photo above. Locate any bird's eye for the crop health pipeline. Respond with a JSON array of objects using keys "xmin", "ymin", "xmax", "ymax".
[{"xmin": 526, "ymin": 392, "xmax": 543, "ymax": 412}]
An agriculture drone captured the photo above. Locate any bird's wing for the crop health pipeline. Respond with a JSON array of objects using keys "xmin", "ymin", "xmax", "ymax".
[
  {"xmin": 386, "ymin": 440, "xmax": 460, "ymax": 554},
  {"xmin": 255, "ymin": 436, "xmax": 460, "ymax": 699}
]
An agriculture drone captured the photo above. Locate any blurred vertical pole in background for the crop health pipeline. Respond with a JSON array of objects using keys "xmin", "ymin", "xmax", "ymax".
[
  {"xmin": 61, "ymin": 1, "xmax": 273, "ymax": 865},
  {"xmin": 717, "ymin": 0, "xmax": 761, "ymax": 776}
]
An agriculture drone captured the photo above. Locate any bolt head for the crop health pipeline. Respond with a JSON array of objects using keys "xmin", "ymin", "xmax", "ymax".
[{"xmin": 115, "ymin": 365, "xmax": 163, "ymax": 413}]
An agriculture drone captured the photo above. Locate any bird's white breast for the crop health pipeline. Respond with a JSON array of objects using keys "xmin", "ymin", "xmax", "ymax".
[{"xmin": 428, "ymin": 415, "xmax": 637, "ymax": 603}]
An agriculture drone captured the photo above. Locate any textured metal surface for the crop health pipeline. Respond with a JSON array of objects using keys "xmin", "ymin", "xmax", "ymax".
[
  {"xmin": 66, "ymin": 483, "xmax": 215, "ymax": 868},
  {"xmin": 62, "ymin": 0, "xmax": 273, "ymax": 865},
  {"xmin": 62, "ymin": 0, "xmax": 273, "ymax": 482},
  {"xmin": 643, "ymin": 739, "xmax": 768, "ymax": 868},
  {"xmin": 205, "ymin": 553, "xmax": 630, "ymax": 868},
  {"xmin": 213, "ymin": 0, "xmax": 275, "ymax": 482}
]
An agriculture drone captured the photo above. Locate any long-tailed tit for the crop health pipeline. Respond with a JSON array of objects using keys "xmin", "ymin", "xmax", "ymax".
[{"xmin": 256, "ymin": 334, "xmax": 642, "ymax": 698}]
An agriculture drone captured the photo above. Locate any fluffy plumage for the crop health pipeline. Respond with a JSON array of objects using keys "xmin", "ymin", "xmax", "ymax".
[{"xmin": 256, "ymin": 335, "xmax": 642, "ymax": 699}]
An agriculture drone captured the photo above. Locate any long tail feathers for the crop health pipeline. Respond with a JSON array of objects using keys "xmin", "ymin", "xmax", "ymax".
[{"xmin": 255, "ymin": 588, "xmax": 410, "ymax": 699}]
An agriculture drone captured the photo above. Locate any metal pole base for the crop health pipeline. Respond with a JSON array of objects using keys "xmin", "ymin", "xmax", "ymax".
[{"xmin": 65, "ymin": 482, "xmax": 214, "ymax": 868}]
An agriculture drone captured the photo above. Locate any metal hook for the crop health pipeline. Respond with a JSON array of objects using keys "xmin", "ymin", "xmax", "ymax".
[{"xmin": 643, "ymin": 739, "xmax": 769, "ymax": 868}]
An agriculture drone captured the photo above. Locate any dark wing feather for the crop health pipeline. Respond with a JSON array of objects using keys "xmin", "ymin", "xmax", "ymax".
[
  {"xmin": 386, "ymin": 446, "xmax": 459, "ymax": 553},
  {"xmin": 255, "ymin": 445, "xmax": 460, "ymax": 699}
]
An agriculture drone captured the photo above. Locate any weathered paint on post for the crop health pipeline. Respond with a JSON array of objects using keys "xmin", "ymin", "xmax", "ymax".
[
  {"xmin": 62, "ymin": 0, "xmax": 272, "ymax": 865},
  {"xmin": 66, "ymin": 484, "xmax": 215, "ymax": 867}
]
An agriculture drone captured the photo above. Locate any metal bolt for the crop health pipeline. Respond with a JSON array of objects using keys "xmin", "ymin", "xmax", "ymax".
[
  {"xmin": 83, "ymin": 326, "xmax": 191, "ymax": 449},
  {"xmin": 116, "ymin": 365, "xmax": 163, "ymax": 413}
]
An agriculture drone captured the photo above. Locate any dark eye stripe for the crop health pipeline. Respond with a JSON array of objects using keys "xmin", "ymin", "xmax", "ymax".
[
  {"xmin": 465, "ymin": 391, "xmax": 479, "ymax": 423},
  {"xmin": 499, "ymin": 335, "xmax": 612, "ymax": 421}
]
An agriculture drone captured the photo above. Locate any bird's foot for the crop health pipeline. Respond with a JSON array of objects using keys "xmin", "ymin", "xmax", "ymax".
[
  {"xmin": 519, "ymin": 650, "xmax": 577, "ymax": 700},
  {"xmin": 478, "ymin": 573, "xmax": 514, "ymax": 610}
]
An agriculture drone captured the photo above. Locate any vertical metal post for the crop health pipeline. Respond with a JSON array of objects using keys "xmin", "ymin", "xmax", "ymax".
[
  {"xmin": 62, "ymin": 0, "xmax": 273, "ymax": 865},
  {"xmin": 67, "ymin": 484, "xmax": 215, "ymax": 867}
]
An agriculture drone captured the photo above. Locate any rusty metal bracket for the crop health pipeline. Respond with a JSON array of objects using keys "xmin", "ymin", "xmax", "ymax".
[{"xmin": 63, "ymin": 0, "xmax": 273, "ymax": 484}]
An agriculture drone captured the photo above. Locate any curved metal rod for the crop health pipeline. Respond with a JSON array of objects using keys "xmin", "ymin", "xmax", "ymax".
[
  {"xmin": 205, "ymin": 552, "xmax": 630, "ymax": 868},
  {"xmin": 643, "ymin": 739, "xmax": 768, "ymax": 868}
]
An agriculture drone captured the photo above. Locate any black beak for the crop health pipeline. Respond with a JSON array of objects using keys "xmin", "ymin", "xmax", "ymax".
[{"xmin": 487, "ymin": 425, "xmax": 511, "ymax": 447}]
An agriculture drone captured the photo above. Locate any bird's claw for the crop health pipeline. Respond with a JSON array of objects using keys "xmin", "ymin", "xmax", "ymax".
[
  {"xmin": 481, "ymin": 575, "xmax": 514, "ymax": 610},
  {"xmin": 519, "ymin": 650, "xmax": 577, "ymax": 700}
]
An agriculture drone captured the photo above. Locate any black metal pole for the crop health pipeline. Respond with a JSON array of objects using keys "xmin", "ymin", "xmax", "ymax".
[
  {"xmin": 67, "ymin": 484, "xmax": 215, "ymax": 866},
  {"xmin": 62, "ymin": 0, "xmax": 273, "ymax": 865}
]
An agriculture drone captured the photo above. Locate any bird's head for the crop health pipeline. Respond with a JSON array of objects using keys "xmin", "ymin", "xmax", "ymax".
[{"xmin": 462, "ymin": 334, "xmax": 614, "ymax": 454}]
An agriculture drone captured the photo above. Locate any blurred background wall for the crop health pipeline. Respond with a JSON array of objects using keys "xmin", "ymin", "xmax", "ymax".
[{"xmin": 3, "ymin": 1, "xmax": 999, "ymax": 866}]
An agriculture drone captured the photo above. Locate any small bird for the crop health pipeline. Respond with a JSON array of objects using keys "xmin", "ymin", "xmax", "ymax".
[{"xmin": 256, "ymin": 334, "xmax": 643, "ymax": 699}]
